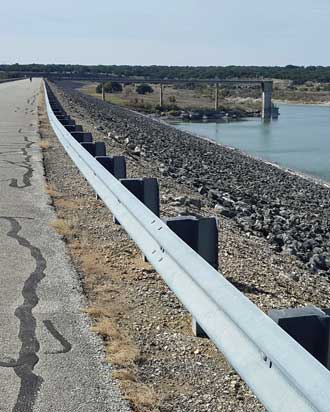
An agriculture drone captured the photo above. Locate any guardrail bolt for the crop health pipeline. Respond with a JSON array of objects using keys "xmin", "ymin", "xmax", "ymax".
[
  {"xmin": 269, "ymin": 306, "xmax": 330, "ymax": 370},
  {"xmin": 163, "ymin": 216, "xmax": 219, "ymax": 338}
]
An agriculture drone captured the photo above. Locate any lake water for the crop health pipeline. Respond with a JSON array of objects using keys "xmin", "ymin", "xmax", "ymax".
[{"xmin": 170, "ymin": 104, "xmax": 330, "ymax": 183}]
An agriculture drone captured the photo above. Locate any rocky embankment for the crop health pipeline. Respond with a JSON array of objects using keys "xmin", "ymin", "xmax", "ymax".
[{"xmin": 53, "ymin": 81, "xmax": 330, "ymax": 275}]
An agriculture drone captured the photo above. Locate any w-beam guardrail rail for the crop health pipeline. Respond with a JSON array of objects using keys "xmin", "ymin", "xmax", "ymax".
[{"xmin": 43, "ymin": 80, "xmax": 330, "ymax": 412}]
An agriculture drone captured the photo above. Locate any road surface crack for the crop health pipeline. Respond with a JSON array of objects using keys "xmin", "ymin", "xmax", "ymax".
[
  {"xmin": 0, "ymin": 217, "xmax": 46, "ymax": 412},
  {"xmin": 43, "ymin": 320, "xmax": 72, "ymax": 354},
  {"xmin": 9, "ymin": 136, "xmax": 34, "ymax": 189}
]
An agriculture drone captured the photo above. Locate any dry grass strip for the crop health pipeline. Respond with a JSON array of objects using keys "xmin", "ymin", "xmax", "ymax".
[{"xmin": 49, "ymin": 219, "xmax": 73, "ymax": 237}]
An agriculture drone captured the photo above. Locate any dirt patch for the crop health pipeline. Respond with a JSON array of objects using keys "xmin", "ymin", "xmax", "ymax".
[{"xmin": 39, "ymin": 139, "xmax": 51, "ymax": 150}]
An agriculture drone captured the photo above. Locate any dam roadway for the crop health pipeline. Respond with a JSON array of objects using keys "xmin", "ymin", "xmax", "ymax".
[{"xmin": 0, "ymin": 79, "xmax": 128, "ymax": 411}]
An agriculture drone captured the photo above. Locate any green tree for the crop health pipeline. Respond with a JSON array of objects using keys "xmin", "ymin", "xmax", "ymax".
[
  {"xmin": 168, "ymin": 95, "xmax": 176, "ymax": 103},
  {"xmin": 136, "ymin": 83, "xmax": 154, "ymax": 94}
]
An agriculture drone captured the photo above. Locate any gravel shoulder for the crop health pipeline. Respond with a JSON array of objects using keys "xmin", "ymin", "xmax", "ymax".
[{"xmin": 41, "ymin": 81, "xmax": 330, "ymax": 412}]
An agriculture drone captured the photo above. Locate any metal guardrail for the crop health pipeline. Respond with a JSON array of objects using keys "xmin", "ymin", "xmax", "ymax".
[{"xmin": 44, "ymin": 82, "xmax": 330, "ymax": 412}]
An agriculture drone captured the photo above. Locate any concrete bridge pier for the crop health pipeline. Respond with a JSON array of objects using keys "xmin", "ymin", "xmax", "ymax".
[
  {"xmin": 261, "ymin": 81, "xmax": 273, "ymax": 119},
  {"xmin": 101, "ymin": 83, "xmax": 105, "ymax": 101},
  {"xmin": 159, "ymin": 83, "xmax": 164, "ymax": 108},
  {"xmin": 214, "ymin": 83, "xmax": 219, "ymax": 111}
]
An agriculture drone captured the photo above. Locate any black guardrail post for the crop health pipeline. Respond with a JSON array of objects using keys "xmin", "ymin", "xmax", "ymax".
[
  {"xmin": 50, "ymin": 103, "xmax": 62, "ymax": 110},
  {"xmin": 96, "ymin": 156, "xmax": 127, "ymax": 179},
  {"xmin": 114, "ymin": 178, "xmax": 160, "ymax": 224},
  {"xmin": 269, "ymin": 306, "xmax": 330, "ymax": 370},
  {"xmin": 65, "ymin": 125, "xmax": 83, "ymax": 133},
  {"xmin": 81, "ymin": 142, "xmax": 106, "ymax": 157},
  {"xmin": 58, "ymin": 118, "xmax": 76, "ymax": 126},
  {"xmin": 163, "ymin": 216, "xmax": 219, "ymax": 337},
  {"xmin": 52, "ymin": 109, "xmax": 67, "ymax": 116},
  {"xmin": 71, "ymin": 132, "xmax": 93, "ymax": 143},
  {"xmin": 120, "ymin": 178, "xmax": 160, "ymax": 216},
  {"xmin": 55, "ymin": 115, "xmax": 71, "ymax": 120},
  {"xmin": 80, "ymin": 142, "xmax": 107, "ymax": 199}
]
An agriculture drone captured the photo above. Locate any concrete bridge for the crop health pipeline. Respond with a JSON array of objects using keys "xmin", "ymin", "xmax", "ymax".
[
  {"xmin": 100, "ymin": 78, "xmax": 275, "ymax": 119},
  {"xmin": 15, "ymin": 72, "xmax": 275, "ymax": 119}
]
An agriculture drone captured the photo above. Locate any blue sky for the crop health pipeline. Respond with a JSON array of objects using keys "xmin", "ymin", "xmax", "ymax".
[{"xmin": 1, "ymin": 0, "xmax": 330, "ymax": 66}]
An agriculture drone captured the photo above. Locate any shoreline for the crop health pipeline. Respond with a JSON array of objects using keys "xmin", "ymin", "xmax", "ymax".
[{"xmin": 275, "ymin": 99, "xmax": 330, "ymax": 107}]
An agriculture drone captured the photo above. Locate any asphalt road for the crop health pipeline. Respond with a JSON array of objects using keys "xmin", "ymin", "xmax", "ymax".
[{"xmin": 0, "ymin": 79, "xmax": 129, "ymax": 412}]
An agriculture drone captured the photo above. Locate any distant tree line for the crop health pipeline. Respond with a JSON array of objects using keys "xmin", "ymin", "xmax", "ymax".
[
  {"xmin": 4, "ymin": 64, "xmax": 330, "ymax": 82},
  {"xmin": 0, "ymin": 70, "xmax": 21, "ymax": 79}
]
